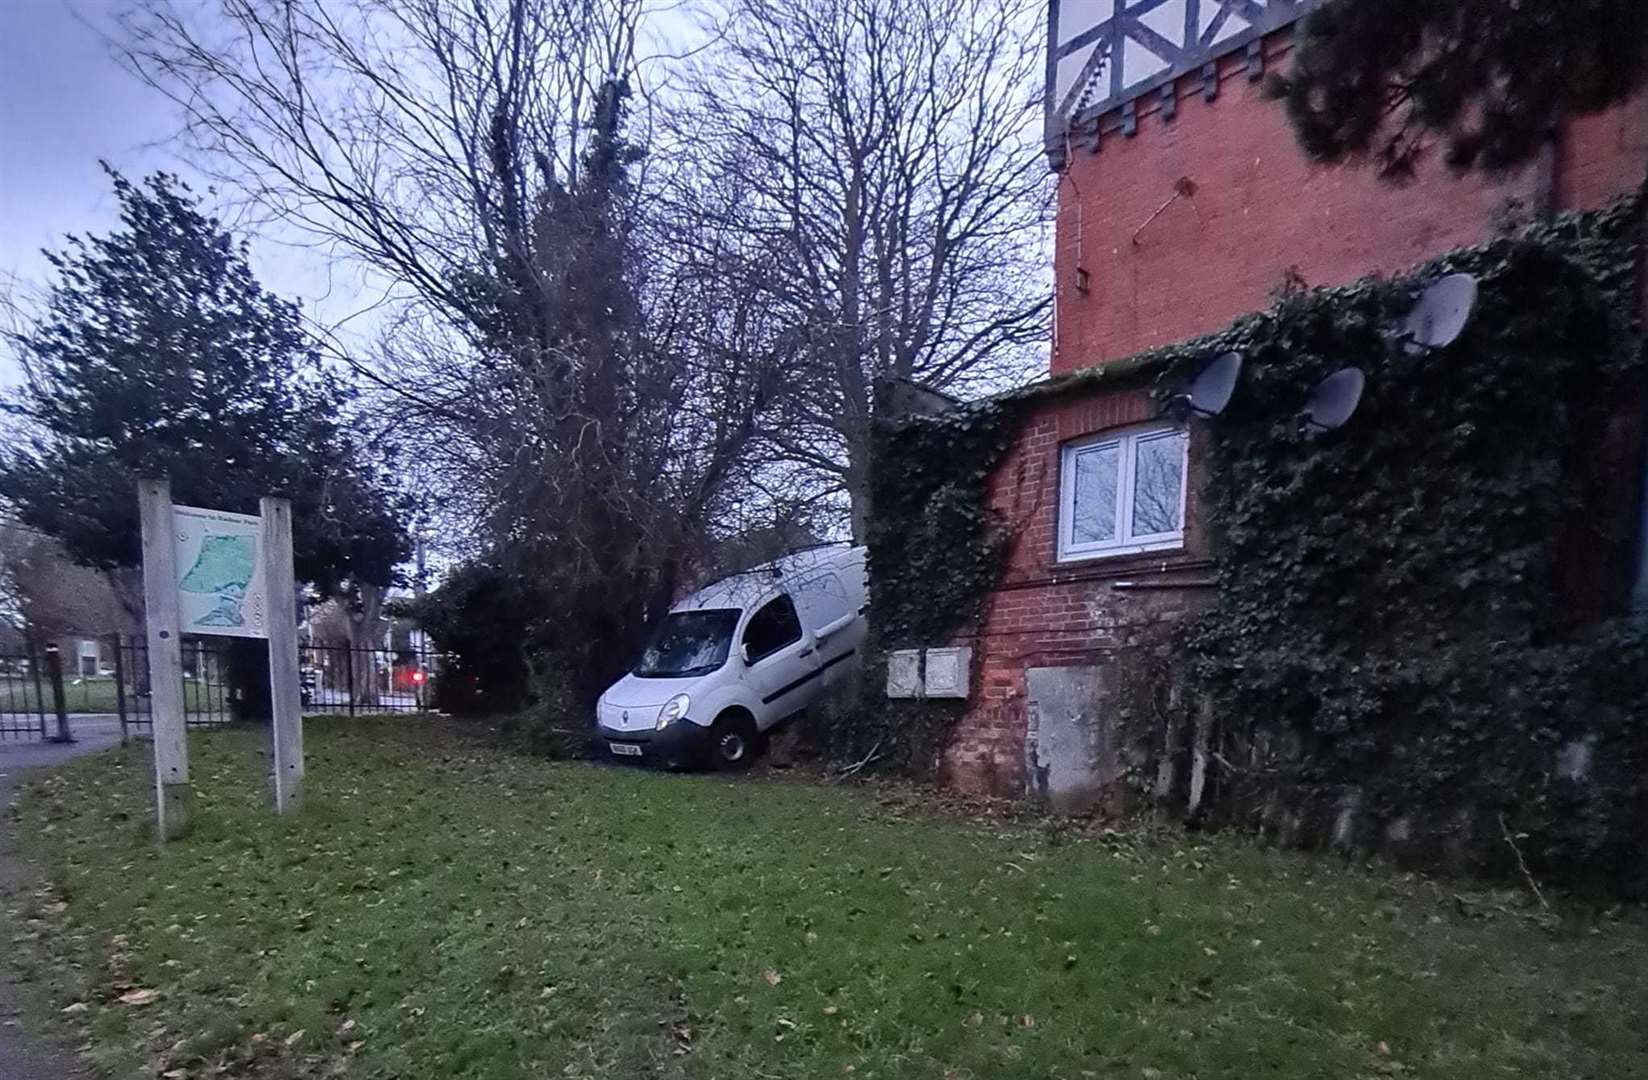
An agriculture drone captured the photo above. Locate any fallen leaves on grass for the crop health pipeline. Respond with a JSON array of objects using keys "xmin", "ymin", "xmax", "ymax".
[{"xmin": 11, "ymin": 720, "xmax": 1648, "ymax": 1080}]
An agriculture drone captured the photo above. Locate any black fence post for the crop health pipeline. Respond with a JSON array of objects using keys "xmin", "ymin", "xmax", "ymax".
[
  {"xmin": 112, "ymin": 633, "xmax": 129, "ymax": 743},
  {"xmin": 345, "ymin": 647, "xmax": 357, "ymax": 717},
  {"xmin": 44, "ymin": 643, "xmax": 72, "ymax": 744},
  {"xmin": 29, "ymin": 645, "xmax": 48, "ymax": 739}
]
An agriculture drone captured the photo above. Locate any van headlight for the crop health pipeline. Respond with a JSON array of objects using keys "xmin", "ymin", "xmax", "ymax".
[{"xmin": 656, "ymin": 693, "xmax": 690, "ymax": 729}]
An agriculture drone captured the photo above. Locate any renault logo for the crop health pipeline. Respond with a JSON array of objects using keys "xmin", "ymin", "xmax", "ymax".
[{"xmin": 622, "ymin": 710, "xmax": 630, "ymax": 726}]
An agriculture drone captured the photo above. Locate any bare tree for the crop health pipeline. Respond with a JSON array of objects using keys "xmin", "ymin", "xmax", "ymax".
[
  {"xmin": 120, "ymin": 0, "xmax": 652, "ymax": 326},
  {"xmin": 117, "ymin": 0, "xmax": 1053, "ymax": 707},
  {"xmin": 120, "ymin": 0, "xmax": 815, "ymax": 705},
  {"xmin": 670, "ymin": 0, "xmax": 1053, "ymax": 537},
  {"xmin": 307, "ymin": 589, "xmax": 389, "ymax": 704}
]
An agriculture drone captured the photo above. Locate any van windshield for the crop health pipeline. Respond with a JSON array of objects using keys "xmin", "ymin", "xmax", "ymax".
[{"xmin": 634, "ymin": 609, "xmax": 741, "ymax": 679}]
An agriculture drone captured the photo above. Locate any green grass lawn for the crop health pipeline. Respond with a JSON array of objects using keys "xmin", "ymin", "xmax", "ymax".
[
  {"xmin": 1, "ymin": 674, "xmax": 225, "ymax": 717},
  {"xmin": 7, "ymin": 719, "xmax": 1647, "ymax": 1079}
]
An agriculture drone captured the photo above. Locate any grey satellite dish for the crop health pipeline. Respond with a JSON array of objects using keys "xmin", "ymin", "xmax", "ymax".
[
  {"xmin": 1402, "ymin": 272, "xmax": 1478, "ymax": 349},
  {"xmin": 1185, "ymin": 351, "xmax": 1243, "ymax": 417},
  {"xmin": 1303, "ymin": 367, "xmax": 1366, "ymax": 433}
]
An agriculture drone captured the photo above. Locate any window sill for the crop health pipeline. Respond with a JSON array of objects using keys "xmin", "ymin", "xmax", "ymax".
[{"xmin": 1055, "ymin": 538, "xmax": 1185, "ymax": 565}]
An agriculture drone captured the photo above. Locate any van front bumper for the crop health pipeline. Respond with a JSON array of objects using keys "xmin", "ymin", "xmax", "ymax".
[{"xmin": 597, "ymin": 719, "xmax": 713, "ymax": 766}]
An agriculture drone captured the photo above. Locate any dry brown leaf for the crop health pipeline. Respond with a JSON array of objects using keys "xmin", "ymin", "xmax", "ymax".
[
  {"xmin": 763, "ymin": 969, "xmax": 782, "ymax": 987},
  {"xmin": 284, "ymin": 1029, "xmax": 306, "ymax": 1047},
  {"xmin": 117, "ymin": 988, "xmax": 159, "ymax": 1007}
]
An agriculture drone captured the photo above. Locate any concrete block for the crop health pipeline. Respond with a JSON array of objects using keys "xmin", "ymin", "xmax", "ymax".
[
  {"xmin": 886, "ymin": 650, "xmax": 922, "ymax": 699},
  {"xmin": 1025, "ymin": 665, "xmax": 1116, "ymax": 813},
  {"xmin": 923, "ymin": 647, "xmax": 972, "ymax": 699}
]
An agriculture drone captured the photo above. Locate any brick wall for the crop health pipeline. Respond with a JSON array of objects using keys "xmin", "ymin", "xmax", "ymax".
[
  {"xmin": 941, "ymin": 31, "xmax": 1647, "ymax": 796},
  {"xmin": 1051, "ymin": 33, "xmax": 1648, "ymax": 374},
  {"xmin": 942, "ymin": 387, "xmax": 1216, "ymax": 795}
]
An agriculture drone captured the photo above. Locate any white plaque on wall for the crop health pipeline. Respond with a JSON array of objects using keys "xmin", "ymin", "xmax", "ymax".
[
  {"xmin": 886, "ymin": 650, "xmax": 922, "ymax": 699},
  {"xmin": 923, "ymin": 646, "xmax": 972, "ymax": 699}
]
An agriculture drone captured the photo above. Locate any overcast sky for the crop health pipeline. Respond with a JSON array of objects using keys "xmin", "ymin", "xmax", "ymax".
[
  {"xmin": 0, "ymin": 0, "xmax": 393, "ymax": 382},
  {"xmin": 0, "ymin": 2, "xmax": 181, "ymax": 293},
  {"xmin": 0, "ymin": 2, "xmax": 717, "ymax": 385}
]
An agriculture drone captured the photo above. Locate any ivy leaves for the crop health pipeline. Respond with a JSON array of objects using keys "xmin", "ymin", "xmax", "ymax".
[
  {"xmin": 868, "ymin": 196, "xmax": 1647, "ymax": 891},
  {"xmin": 1181, "ymin": 201, "xmax": 1648, "ymax": 892}
]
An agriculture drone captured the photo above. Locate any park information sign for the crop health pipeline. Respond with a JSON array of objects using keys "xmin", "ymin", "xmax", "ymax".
[
  {"xmin": 140, "ymin": 479, "xmax": 303, "ymax": 840},
  {"xmin": 173, "ymin": 505, "xmax": 269, "ymax": 639}
]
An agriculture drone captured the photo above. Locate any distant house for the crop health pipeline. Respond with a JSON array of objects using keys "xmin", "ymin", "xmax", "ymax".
[{"xmin": 0, "ymin": 525, "xmax": 139, "ymax": 670}]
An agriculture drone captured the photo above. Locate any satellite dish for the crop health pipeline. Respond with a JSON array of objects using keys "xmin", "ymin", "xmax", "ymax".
[
  {"xmin": 1185, "ymin": 351, "xmax": 1243, "ymax": 417},
  {"xmin": 1303, "ymin": 368, "xmax": 1366, "ymax": 433},
  {"xmin": 1401, "ymin": 272, "xmax": 1478, "ymax": 349}
]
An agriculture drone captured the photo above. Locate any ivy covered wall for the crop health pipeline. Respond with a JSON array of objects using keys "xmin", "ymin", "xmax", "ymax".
[{"xmin": 863, "ymin": 199, "xmax": 1648, "ymax": 892}]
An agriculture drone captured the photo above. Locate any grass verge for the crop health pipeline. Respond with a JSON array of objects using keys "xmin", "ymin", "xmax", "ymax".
[{"xmin": 6, "ymin": 718, "xmax": 1647, "ymax": 1078}]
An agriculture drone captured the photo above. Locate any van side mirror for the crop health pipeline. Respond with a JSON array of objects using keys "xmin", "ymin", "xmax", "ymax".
[{"xmin": 740, "ymin": 642, "xmax": 753, "ymax": 665}]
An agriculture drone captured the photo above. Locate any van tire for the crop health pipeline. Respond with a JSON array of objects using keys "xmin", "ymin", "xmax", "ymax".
[{"xmin": 710, "ymin": 711, "xmax": 759, "ymax": 770}]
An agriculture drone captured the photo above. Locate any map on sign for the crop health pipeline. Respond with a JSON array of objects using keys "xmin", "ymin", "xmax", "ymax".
[{"xmin": 173, "ymin": 505, "xmax": 268, "ymax": 639}]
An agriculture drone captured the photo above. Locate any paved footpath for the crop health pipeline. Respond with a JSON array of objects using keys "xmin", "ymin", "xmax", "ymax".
[{"xmin": 0, "ymin": 721, "xmax": 123, "ymax": 1080}]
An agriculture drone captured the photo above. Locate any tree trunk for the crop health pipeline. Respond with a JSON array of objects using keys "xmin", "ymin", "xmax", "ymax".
[
  {"xmin": 345, "ymin": 582, "xmax": 385, "ymax": 706},
  {"xmin": 845, "ymin": 430, "xmax": 874, "ymax": 544},
  {"xmin": 227, "ymin": 638, "xmax": 270, "ymax": 723}
]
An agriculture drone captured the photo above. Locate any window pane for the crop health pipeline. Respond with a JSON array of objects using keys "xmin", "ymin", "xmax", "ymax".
[
  {"xmin": 743, "ymin": 595, "xmax": 802, "ymax": 661},
  {"xmin": 1131, "ymin": 431, "xmax": 1186, "ymax": 536},
  {"xmin": 635, "ymin": 609, "xmax": 740, "ymax": 678},
  {"xmin": 1071, "ymin": 443, "xmax": 1119, "ymax": 545}
]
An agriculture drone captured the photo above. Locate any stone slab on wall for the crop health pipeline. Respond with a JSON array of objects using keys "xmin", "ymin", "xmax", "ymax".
[{"xmin": 1025, "ymin": 664, "xmax": 1123, "ymax": 813}]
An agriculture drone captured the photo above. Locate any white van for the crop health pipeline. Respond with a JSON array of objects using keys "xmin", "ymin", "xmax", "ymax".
[{"xmin": 596, "ymin": 544, "xmax": 868, "ymax": 769}]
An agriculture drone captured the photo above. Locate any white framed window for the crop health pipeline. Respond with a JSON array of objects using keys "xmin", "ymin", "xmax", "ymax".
[{"xmin": 1058, "ymin": 423, "xmax": 1188, "ymax": 562}]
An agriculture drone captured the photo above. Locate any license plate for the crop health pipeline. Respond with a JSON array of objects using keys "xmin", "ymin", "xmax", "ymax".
[{"xmin": 609, "ymin": 742, "xmax": 642, "ymax": 757}]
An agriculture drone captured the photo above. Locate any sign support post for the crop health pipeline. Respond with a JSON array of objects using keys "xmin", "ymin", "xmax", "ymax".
[
  {"xmin": 138, "ymin": 478, "xmax": 192, "ymax": 841},
  {"xmin": 138, "ymin": 479, "xmax": 303, "ymax": 838},
  {"xmin": 261, "ymin": 497, "xmax": 303, "ymax": 812}
]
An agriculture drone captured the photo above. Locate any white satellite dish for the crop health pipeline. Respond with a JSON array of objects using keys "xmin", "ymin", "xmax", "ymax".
[
  {"xmin": 1401, "ymin": 273, "xmax": 1478, "ymax": 350},
  {"xmin": 1185, "ymin": 351, "xmax": 1243, "ymax": 417},
  {"xmin": 1304, "ymin": 368, "xmax": 1366, "ymax": 433}
]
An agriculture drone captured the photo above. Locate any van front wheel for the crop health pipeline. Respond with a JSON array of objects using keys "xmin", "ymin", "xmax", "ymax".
[{"xmin": 710, "ymin": 712, "xmax": 759, "ymax": 770}]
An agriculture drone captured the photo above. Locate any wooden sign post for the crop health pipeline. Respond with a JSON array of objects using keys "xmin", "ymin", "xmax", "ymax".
[
  {"xmin": 137, "ymin": 478, "xmax": 304, "ymax": 840},
  {"xmin": 260, "ymin": 497, "xmax": 304, "ymax": 812},
  {"xmin": 138, "ymin": 478, "xmax": 192, "ymax": 840}
]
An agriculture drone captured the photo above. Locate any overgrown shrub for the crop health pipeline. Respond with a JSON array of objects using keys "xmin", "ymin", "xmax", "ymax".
[
  {"xmin": 494, "ymin": 653, "xmax": 594, "ymax": 759},
  {"xmin": 1176, "ymin": 201, "xmax": 1647, "ymax": 893},
  {"xmin": 408, "ymin": 562, "xmax": 534, "ymax": 716},
  {"xmin": 811, "ymin": 403, "xmax": 1020, "ymax": 775}
]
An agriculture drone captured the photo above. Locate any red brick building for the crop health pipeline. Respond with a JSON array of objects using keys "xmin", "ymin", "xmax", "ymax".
[{"xmin": 940, "ymin": 1, "xmax": 1648, "ymax": 798}]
